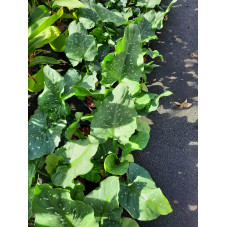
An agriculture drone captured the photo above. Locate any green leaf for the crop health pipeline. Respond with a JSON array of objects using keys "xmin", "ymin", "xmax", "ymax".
[
  {"xmin": 101, "ymin": 24, "xmax": 144, "ymax": 94},
  {"xmin": 104, "ymin": 153, "xmax": 129, "ymax": 175},
  {"xmin": 65, "ymin": 32, "xmax": 98, "ymax": 67},
  {"xmin": 145, "ymin": 48, "xmax": 163, "ymax": 61},
  {"xmin": 28, "ymin": 66, "xmax": 45, "ymax": 93},
  {"xmin": 28, "ymin": 187, "xmax": 35, "ymax": 220},
  {"xmin": 52, "ymin": 0, "xmax": 85, "ymax": 9},
  {"xmin": 121, "ymin": 218, "xmax": 139, "ymax": 227},
  {"xmin": 119, "ymin": 118, "xmax": 150, "ymax": 157},
  {"xmin": 133, "ymin": 92, "xmax": 158, "ymax": 110},
  {"xmin": 50, "ymin": 30, "xmax": 68, "ymax": 52},
  {"xmin": 85, "ymin": 176, "xmax": 123, "ymax": 226},
  {"xmin": 91, "ymin": 83, "xmax": 137, "ymax": 144},
  {"xmin": 94, "ymin": 138, "xmax": 118, "ymax": 162},
  {"xmin": 136, "ymin": 0, "xmax": 161, "ymax": 8},
  {"xmin": 28, "ymin": 26, "xmax": 61, "ymax": 54},
  {"xmin": 63, "ymin": 69, "xmax": 98, "ymax": 99},
  {"xmin": 78, "ymin": 7, "xmax": 99, "ymax": 29},
  {"xmin": 51, "ymin": 136, "xmax": 99, "ymax": 188},
  {"xmin": 135, "ymin": 16, "xmax": 157, "ymax": 42},
  {"xmin": 73, "ymin": 85, "xmax": 108, "ymax": 100},
  {"xmin": 28, "ymin": 162, "xmax": 36, "ymax": 187},
  {"xmin": 91, "ymin": 2, "xmax": 126, "ymax": 26},
  {"xmin": 28, "ymin": 5, "xmax": 51, "ymax": 28},
  {"xmin": 68, "ymin": 21, "xmax": 88, "ymax": 35},
  {"xmin": 140, "ymin": 90, "xmax": 173, "ymax": 115},
  {"xmin": 81, "ymin": 160, "xmax": 102, "ymax": 183},
  {"xmin": 89, "ymin": 28, "xmax": 106, "ymax": 43},
  {"xmin": 28, "ymin": 109, "xmax": 66, "ymax": 160},
  {"xmin": 29, "ymin": 56, "xmax": 60, "ymax": 67},
  {"xmin": 38, "ymin": 65, "xmax": 71, "ymax": 119},
  {"xmin": 119, "ymin": 163, "xmax": 172, "ymax": 221},
  {"xmin": 33, "ymin": 184, "xmax": 98, "ymax": 227},
  {"xmin": 28, "ymin": 8, "xmax": 63, "ymax": 40},
  {"xmin": 120, "ymin": 154, "xmax": 134, "ymax": 163},
  {"xmin": 65, "ymin": 112, "xmax": 83, "ymax": 140},
  {"xmin": 45, "ymin": 153, "xmax": 60, "ymax": 175},
  {"xmin": 63, "ymin": 68, "xmax": 81, "ymax": 99},
  {"xmin": 69, "ymin": 180, "xmax": 85, "ymax": 201}
]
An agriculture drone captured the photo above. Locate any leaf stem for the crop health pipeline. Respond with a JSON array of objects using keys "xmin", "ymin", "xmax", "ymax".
[
  {"xmin": 113, "ymin": 138, "xmax": 116, "ymax": 153},
  {"xmin": 84, "ymin": 60, "xmax": 90, "ymax": 73},
  {"xmin": 37, "ymin": 169, "xmax": 50, "ymax": 178}
]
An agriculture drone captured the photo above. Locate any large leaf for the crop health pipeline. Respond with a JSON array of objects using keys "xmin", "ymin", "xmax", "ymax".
[
  {"xmin": 119, "ymin": 118, "xmax": 150, "ymax": 157},
  {"xmin": 135, "ymin": 15, "xmax": 157, "ymax": 42},
  {"xmin": 65, "ymin": 32, "xmax": 98, "ymax": 67},
  {"xmin": 32, "ymin": 184, "xmax": 98, "ymax": 227},
  {"xmin": 28, "ymin": 26, "xmax": 61, "ymax": 54},
  {"xmin": 136, "ymin": 0, "xmax": 161, "ymax": 8},
  {"xmin": 91, "ymin": 2, "xmax": 126, "ymax": 26},
  {"xmin": 52, "ymin": 0, "xmax": 85, "ymax": 9},
  {"xmin": 78, "ymin": 7, "xmax": 100, "ymax": 29},
  {"xmin": 119, "ymin": 163, "xmax": 172, "ymax": 220},
  {"xmin": 28, "ymin": 8, "xmax": 63, "ymax": 40},
  {"xmin": 104, "ymin": 153, "xmax": 129, "ymax": 175},
  {"xmin": 51, "ymin": 136, "xmax": 99, "ymax": 188},
  {"xmin": 91, "ymin": 83, "xmax": 137, "ymax": 144},
  {"xmin": 68, "ymin": 21, "xmax": 88, "ymax": 35},
  {"xmin": 85, "ymin": 176, "xmax": 123, "ymax": 226},
  {"xmin": 101, "ymin": 24, "xmax": 144, "ymax": 94},
  {"xmin": 38, "ymin": 65, "xmax": 70, "ymax": 119},
  {"xmin": 28, "ymin": 109, "xmax": 66, "ymax": 160}
]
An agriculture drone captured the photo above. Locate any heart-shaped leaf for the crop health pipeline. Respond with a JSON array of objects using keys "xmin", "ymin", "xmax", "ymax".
[
  {"xmin": 91, "ymin": 83, "xmax": 137, "ymax": 144},
  {"xmin": 32, "ymin": 184, "xmax": 98, "ymax": 227},
  {"xmin": 119, "ymin": 163, "xmax": 172, "ymax": 220},
  {"xmin": 38, "ymin": 65, "xmax": 71, "ymax": 119},
  {"xmin": 65, "ymin": 32, "xmax": 98, "ymax": 67},
  {"xmin": 28, "ymin": 109, "xmax": 66, "ymax": 160},
  {"xmin": 85, "ymin": 176, "xmax": 123, "ymax": 226},
  {"xmin": 51, "ymin": 136, "xmax": 99, "ymax": 188},
  {"xmin": 101, "ymin": 24, "xmax": 144, "ymax": 94}
]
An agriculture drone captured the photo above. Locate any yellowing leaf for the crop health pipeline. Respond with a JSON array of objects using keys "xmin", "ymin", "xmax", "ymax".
[{"xmin": 45, "ymin": 153, "xmax": 60, "ymax": 175}]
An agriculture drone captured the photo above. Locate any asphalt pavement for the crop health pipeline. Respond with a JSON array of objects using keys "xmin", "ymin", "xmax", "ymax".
[{"xmin": 134, "ymin": 0, "xmax": 198, "ymax": 226}]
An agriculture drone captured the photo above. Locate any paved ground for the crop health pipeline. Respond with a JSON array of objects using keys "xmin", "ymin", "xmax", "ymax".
[{"xmin": 134, "ymin": 0, "xmax": 198, "ymax": 226}]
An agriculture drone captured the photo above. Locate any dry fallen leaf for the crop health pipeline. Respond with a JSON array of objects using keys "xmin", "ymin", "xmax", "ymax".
[
  {"xmin": 164, "ymin": 15, "xmax": 168, "ymax": 21},
  {"xmin": 191, "ymin": 53, "xmax": 198, "ymax": 58},
  {"xmin": 174, "ymin": 99, "xmax": 192, "ymax": 109}
]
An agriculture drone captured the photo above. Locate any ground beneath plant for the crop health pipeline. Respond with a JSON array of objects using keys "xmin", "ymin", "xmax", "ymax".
[{"xmin": 136, "ymin": 0, "xmax": 198, "ymax": 226}]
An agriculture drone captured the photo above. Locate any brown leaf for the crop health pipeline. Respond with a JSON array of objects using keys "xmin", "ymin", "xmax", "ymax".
[
  {"xmin": 85, "ymin": 96, "xmax": 95, "ymax": 108},
  {"xmin": 164, "ymin": 15, "xmax": 168, "ymax": 21},
  {"xmin": 174, "ymin": 99, "xmax": 192, "ymax": 109},
  {"xmin": 191, "ymin": 53, "xmax": 198, "ymax": 58}
]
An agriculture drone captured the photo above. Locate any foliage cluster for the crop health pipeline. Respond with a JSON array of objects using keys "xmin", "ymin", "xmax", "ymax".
[{"xmin": 28, "ymin": 0, "xmax": 176, "ymax": 226}]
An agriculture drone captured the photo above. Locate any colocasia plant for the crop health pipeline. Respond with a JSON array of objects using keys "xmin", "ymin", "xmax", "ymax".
[{"xmin": 28, "ymin": 0, "xmax": 177, "ymax": 226}]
